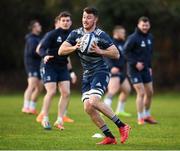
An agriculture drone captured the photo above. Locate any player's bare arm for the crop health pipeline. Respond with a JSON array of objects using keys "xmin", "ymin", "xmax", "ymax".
[
  {"xmin": 36, "ymin": 43, "xmax": 41, "ymax": 55},
  {"xmin": 91, "ymin": 42, "xmax": 120, "ymax": 59},
  {"xmin": 67, "ymin": 57, "xmax": 77, "ymax": 84},
  {"xmin": 58, "ymin": 41, "xmax": 81, "ymax": 55}
]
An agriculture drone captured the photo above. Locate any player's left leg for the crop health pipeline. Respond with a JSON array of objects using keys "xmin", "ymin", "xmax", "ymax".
[
  {"xmin": 116, "ymin": 78, "xmax": 132, "ymax": 117},
  {"xmin": 143, "ymin": 82, "xmax": 157, "ymax": 124},
  {"xmin": 54, "ymin": 80, "xmax": 70, "ymax": 130}
]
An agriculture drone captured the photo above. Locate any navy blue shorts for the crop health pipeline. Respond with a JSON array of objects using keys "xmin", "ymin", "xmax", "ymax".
[
  {"xmin": 40, "ymin": 63, "xmax": 70, "ymax": 84},
  {"xmin": 111, "ymin": 67, "xmax": 127, "ymax": 84},
  {"xmin": 81, "ymin": 71, "xmax": 110, "ymax": 102},
  {"xmin": 128, "ymin": 66, "xmax": 152, "ymax": 84},
  {"xmin": 25, "ymin": 65, "xmax": 41, "ymax": 79}
]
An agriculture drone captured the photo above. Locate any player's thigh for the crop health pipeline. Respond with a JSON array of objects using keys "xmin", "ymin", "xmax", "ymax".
[
  {"xmin": 44, "ymin": 82, "xmax": 57, "ymax": 95},
  {"xmin": 91, "ymin": 72, "xmax": 110, "ymax": 97},
  {"xmin": 27, "ymin": 77, "xmax": 40, "ymax": 88},
  {"xmin": 108, "ymin": 77, "xmax": 120, "ymax": 94},
  {"xmin": 120, "ymin": 78, "xmax": 131, "ymax": 94},
  {"xmin": 58, "ymin": 80, "xmax": 70, "ymax": 97},
  {"xmin": 144, "ymin": 82, "xmax": 154, "ymax": 96},
  {"xmin": 142, "ymin": 68, "xmax": 152, "ymax": 84}
]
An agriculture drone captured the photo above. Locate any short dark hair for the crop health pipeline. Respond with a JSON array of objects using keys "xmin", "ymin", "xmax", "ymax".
[
  {"xmin": 28, "ymin": 20, "xmax": 39, "ymax": 31},
  {"xmin": 56, "ymin": 11, "xmax": 71, "ymax": 20},
  {"xmin": 83, "ymin": 7, "xmax": 98, "ymax": 17},
  {"xmin": 113, "ymin": 25, "xmax": 125, "ymax": 31},
  {"xmin": 138, "ymin": 16, "xmax": 150, "ymax": 23}
]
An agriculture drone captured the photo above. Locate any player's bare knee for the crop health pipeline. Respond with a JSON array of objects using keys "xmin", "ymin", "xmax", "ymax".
[
  {"xmin": 61, "ymin": 90, "xmax": 70, "ymax": 99},
  {"xmin": 84, "ymin": 100, "xmax": 94, "ymax": 114},
  {"xmin": 46, "ymin": 89, "xmax": 56, "ymax": 97}
]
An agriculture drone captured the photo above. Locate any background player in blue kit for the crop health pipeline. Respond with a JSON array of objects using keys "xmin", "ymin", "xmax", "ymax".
[
  {"xmin": 22, "ymin": 20, "xmax": 42, "ymax": 115},
  {"xmin": 36, "ymin": 12, "xmax": 77, "ymax": 130},
  {"xmin": 59, "ymin": 7, "xmax": 131, "ymax": 145},
  {"xmin": 124, "ymin": 16, "xmax": 157, "ymax": 125},
  {"xmin": 104, "ymin": 26, "xmax": 132, "ymax": 117}
]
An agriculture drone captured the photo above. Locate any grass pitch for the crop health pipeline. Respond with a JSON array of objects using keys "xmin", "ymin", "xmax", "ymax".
[{"xmin": 0, "ymin": 92, "xmax": 180, "ymax": 150}]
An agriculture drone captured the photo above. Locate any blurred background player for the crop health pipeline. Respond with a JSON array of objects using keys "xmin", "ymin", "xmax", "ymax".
[
  {"xmin": 124, "ymin": 16, "xmax": 157, "ymax": 125},
  {"xmin": 59, "ymin": 7, "xmax": 130, "ymax": 145},
  {"xmin": 104, "ymin": 26, "xmax": 131, "ymax": 117},
  {"xmin": 22, "ymin": 20, "xmax": 42, "ymax": 115},
  {"xmin": 36, "ymin": 12, "xmax": 77, "ymax": 130},
  {"xmin": 36, "ymin": 16, "xmax": 77, "ymax": 123}
]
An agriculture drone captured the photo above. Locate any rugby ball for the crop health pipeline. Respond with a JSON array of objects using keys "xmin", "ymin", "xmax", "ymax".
[{"xmin": 79, "ymin": 33, "xmax": 96, "ymax": 53}]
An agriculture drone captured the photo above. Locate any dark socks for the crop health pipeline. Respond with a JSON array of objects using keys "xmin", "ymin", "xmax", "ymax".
[
  {"xmin": 111, "ymin": 115, "xmax": 125, "ymax": 128},
  {"xmin": 100, "ymin": 125, "xmax": 114, "ymax": 138}
]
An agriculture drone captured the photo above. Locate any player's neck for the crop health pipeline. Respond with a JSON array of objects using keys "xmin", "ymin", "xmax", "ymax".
[
  {"xmin": 32, "ymin": 31, "xmax": 39, "ymax": 36},
  {"xmin": 83, "ymin": 25, "xmax": 96, "ymax": 33}
]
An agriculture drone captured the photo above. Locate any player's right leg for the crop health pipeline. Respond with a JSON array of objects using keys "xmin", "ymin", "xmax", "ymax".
[
  {"xmin": 84, "ymin": 98, "xmax": 117, "ymax": 145},
  {"xmin": 85, "ymin": 72, "xmax": 131, "ymax": 144},
  {"xmin": 36, "ymin": 64, "xmax": 57, "ymax": 129},
  {"xmin": 104, "ymin": 76, "xmax": 120, "ymax": 107},
  {"xmin": 116, "ymin": 78, "xmax": 132, "ymax": 117},
  {"xmin": 29, "ymin": 80, "xmax": 43, "ymax": 114},
  {"xmin": 37, "ymin": 82, "xmax": 57, "ymax": 129},
  {"xmin": 54, "ymin": 80, "xmax": 70, "ymax": 130},
  {"xmin": 23, "ymin": 77, "xmax": 39, "ymax": 114}
]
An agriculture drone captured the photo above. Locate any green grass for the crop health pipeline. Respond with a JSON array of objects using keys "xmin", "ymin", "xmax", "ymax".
[{"xmin": 0, "ymin": 92, "xmax": 180, "ymax": 150}]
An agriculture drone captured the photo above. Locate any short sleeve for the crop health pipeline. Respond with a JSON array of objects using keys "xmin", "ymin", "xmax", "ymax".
[
  {"xmin": 98, "ymin": 32, "xmax": 113, "ymax": 49},
  {"xmin": 66, "ymin": 30, "xmax": 77, "ymax": 46}
]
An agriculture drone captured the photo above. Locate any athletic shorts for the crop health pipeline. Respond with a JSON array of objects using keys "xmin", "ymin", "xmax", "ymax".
[
  {"xmin": 81, "ymin": 71, "xmax": 110, "ymax": 102},
  {"xmin": 128, "ymin": 66, "xmax": 152, "ymax": 84},
  {"xmin": 25, "ymin": 65, "xmax": 41, "ymax": 79},
  {"xmin": 111, "ymin": 67, "xmax": 127, "ymax": 84},
  {"xmin": 40, "ymin": 63, "xmax": 70, "ymax": 84}
]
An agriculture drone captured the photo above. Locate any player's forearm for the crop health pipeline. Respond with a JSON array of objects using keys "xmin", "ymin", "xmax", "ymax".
[
  {"xmin": 101, "ymin": 49, "xmax": 120, "ymax": 59},
  {"xmin": 58, "ymin": 45, "xmax": 76, "ymax": 56}
]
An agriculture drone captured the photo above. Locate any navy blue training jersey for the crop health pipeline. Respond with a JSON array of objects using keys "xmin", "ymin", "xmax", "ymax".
[
  {"xmin": 105, "ymin": 38, "xmax": 126, "ymax": 70},
  {"xmin": 123, "ymin": 28, "xmax": 153, "ymax": 68},
  {"xmin": 24, "ymin": 33, "xmax": 41, "ymax": 68},
  {"xmin": 39, "ymin": 28, "xmax": 71, "ymax": 66},
  {"xmin": 66, "ymin": 27, "xmax": 113, "ymax": 77}
]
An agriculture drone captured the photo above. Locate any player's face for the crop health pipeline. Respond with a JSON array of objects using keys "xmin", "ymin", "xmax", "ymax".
[
  {"xmin": 114, "ymin": 29, "xmax": 126, "ymax": 41},
  {"xmin": 33, "ymin": 22, "xmax": 42, "ymax": 34},
  {"xmin": 82, "ymin": 12, "xmax": 97, "ymax": 30},
  {"xmin": 58, "ymin": 17, "xmax": 72, "ymax": 30},
  {"xmin": 138, "ymin": 21, "xmax": 151, "ymax": 34}
]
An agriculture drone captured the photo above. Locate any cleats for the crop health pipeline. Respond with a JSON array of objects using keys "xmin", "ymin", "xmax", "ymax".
[
  {"xmin": 116, "ymin": 111, "xmax": 132, "ymax": 117},
  {"xmin": 54, "ymin": 121, "xmax": 64, "ymax": 130},
  {"xmin": 119, "ymin": 124, "xmax": 131, "ymax": 144},
  {"xmin": 138, "ymin": 118, "xmax": 145, "ymax": 125},
  {"xmin": 63, "ymin": 116, "xmax": 74, "ymax": 123},
  {"xmin": 144, "ymin": 116, "xmax": 158, "ymax": 124},
  {"xmin": 21, "ymin": 107, "xmax": 29, "ymax": 114},
  {"xmin": 96, "ymin": 137, "xmax": 117, "ymax": 145},
  {"xmin": 28, "ymin": 109, "xmax": 38, "ymax": 115},
  {"xmin": 36, "ymin": 113, "xmax": 44, "ymax": 123},
  {"xmin": 41, "ymin": 120, "xmax": 51, "ymax": 130}
]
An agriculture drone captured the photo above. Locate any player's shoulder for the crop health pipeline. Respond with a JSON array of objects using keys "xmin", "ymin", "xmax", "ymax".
[
  {"xmin": 148, "ymin": 33, "xmax": 153, "ymax": 39},
  {"xmin": 71, "ymin": 27, "xmax": 83, "ymax": 35},
  {"xmin": 127, "ymin": 32, "xmax": 137, "ymax": 42},
  {"xmin": 25, "ymin": 33, "xmax": 37, "ymax": 43}
]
